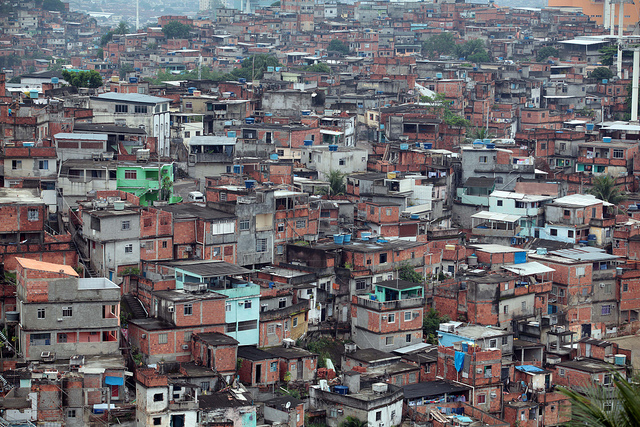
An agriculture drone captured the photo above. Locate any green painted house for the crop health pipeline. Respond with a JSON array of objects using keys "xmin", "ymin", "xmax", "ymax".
[{"xmin": 116, "ymin": 163, "xmax": 181, "ymax": 206}]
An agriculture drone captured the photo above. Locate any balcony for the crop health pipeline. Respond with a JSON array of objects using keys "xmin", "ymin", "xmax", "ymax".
[
  {"xmin": 169, "ymin": 399, "xmax": 198, "ymax": 411},
  {"xmin": 471, "ymin": 212, "xmax": 521, "ymax": 237},
  {"xmin": 353, "ymin": 295, "xmax": 425, "ymax": 311}
]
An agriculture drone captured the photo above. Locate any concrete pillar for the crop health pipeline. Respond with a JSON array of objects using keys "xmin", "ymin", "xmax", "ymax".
[
  {"xmin": 631, "ymin": 49, "xmax": 639, "ymax": 123},
  {"xmin": 617, "ymin": 3, "xmax": 624, "ymax": 78},
  {"xmin": 604, "ymin": 0, "xmax": 610, "ymax": 29},
  {"xmin": 610, "ymin": 2, "xmax": 616, "ymax": 36}
]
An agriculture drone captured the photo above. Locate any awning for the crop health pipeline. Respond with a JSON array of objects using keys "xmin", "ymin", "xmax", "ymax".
[{"xmin": 105, "ymin": 376, "xmax": 124, "ymax": 386}]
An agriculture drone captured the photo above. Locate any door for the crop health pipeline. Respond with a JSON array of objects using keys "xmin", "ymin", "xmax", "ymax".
[
  {"xmin": 581, "ymin": 323, "xmax": 591, "ymax": 338},
  {"xmin": 297, "ymin": 360, "xmax": 303, "ymax": 380},
  {"xmin": 110, "ymin": 385, "xmax": 119, "ymax": 399},
  {"xmin": 255, "ymin": 363, "xmax": 262, "ymax": 384}
]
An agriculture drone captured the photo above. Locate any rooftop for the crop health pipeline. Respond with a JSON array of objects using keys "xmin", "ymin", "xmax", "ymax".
[
  {"xmin": 265, "ymin": 346, "xmax": 316, "ymax": 359},
  {"xmin": 375, "ymin": 279, "xmax": 423, "ymax": 290},
  {"xmin": 0, "ymin": 188, "xmax": 44, "ymax": 205},
  {"xmin": 345, "ymin": 348, "xmax": 400, "ymax": 364},
  {"xmin": 94, "ymin": 92, "xmax": 171, "ymax": 104},
  {"xmin": 16, "ymin": 258, "xmax": 78, "ymax": 277},
  {"xmin": 53, "ymin": 132, "xmax": 108, "ymax": 141},
  {"xmin": 551, "ymin": 194, "xmax": 611, "ymax": 207},
  {"xmin": 238, "ymin": 346, "xmax": 277, "ymax": 361},
  {"xmin": 447, "ymin": 325, "xmax": 511, "ymax": 340},
  {"xmin": 161, "ymin": 260, "xmax": 252, "ymax": 277},
  {"xmin": 158, "ymin": 204, "xmax": 235, "ymax": 220},
  {"xmin": 195, "ymin": 332, "xmax": 238, "ymax": 346},
  {"xmin": 403, "ymin": 380, "xmax": 470, "ymax": 399},
  {"xmin": 556, "ymin": 358, "xmax": 623, "ymax": 373}
]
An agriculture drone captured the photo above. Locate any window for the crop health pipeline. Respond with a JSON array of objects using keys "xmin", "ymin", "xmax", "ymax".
[
  {"xmin": 184, "ymin": 303, "xmax": 192, "ymax": 316},
  {"xmin": 279, "ymin": 298, "xmax": 286, "ymax": 309},
  {"xmin": 550, "ymin": 229, "xmax": 557, "ymax": 236},
  {"xmin": 244, "ymin": 300, "xmax": 252, "ymax": 309},
  {"xmin": 239, "ymin": 219, "xmax": 250, "ymax": 230},
  {"xmin": 277, "ymin": 245, "xmax": 284, "ymax": 255},
  {"xmin": 623, "ymin": 283, "xmax": 628, "ymax": 292},
  {"xmin": 564, "ymin": 209, "xmax": 571, "ymax": 217},
  {"xmin": 200, "ymin": 381, "xmax": 210, "ymax": 391},
  {"xmin": 62, "ymin": 306, "xmax": 72, "ymax": 317},
  {"xmin": 115, "ymin": 104, "xmax": 128, "ymax": 113},
  {"xmin": 603, "ymin": 374, "xmax": 612, "ymax": 385},
  {"xmin": 356, "ymin": 279, "xmax": 366, "ymax": 290},
  {"xmin": 277, "ymin": 223, "xmax": 284, "ymax": 232},
  {"xmin": 575, "ymin": 266, "xmax": 586, "ymax": 277},
  {"xmin": 11, "ymin": 160, "xmax": 21, "ymax": 170},
  {"xmin": 153, "ymin": 393, "xmax": 163, "ymax": 402},
  {"xmin": 267, "ymin": 324, "xmax": 275, "ymax": 334},
  {"xmin": 38, "ymin": 160, "xmax": 49, "ymax": 170},
  {"xmin": 479, "ymin": 156, "xmax": 488, "ymax": 163},
  {"xmin": 405, "ymin": 311, "xmax": 412, "ymax": 321},
  {"xmin": 37, "ymin": 308, "xmax": 45, "ymax": 319},
  {"xmin": 613, "ymin": 149, "xmax": 624, "ymax": 159},
  {"xmin": 184, "ymin": 131, "xmax": 190, "ymax": 138},
  {"xmin": 256, "ymin": 238, "xmax": 268, "ymax": 253},
  {"xmin": 540, "ymin": 143, "xmax": 546, "ymax": 150},
  {"xmin": 388, "ymin": 313, "xmax": 395, "ymax": 323},
  {"xmin": 184, "ymin": 331, "xmax": 192, "ymax": 342},
  {"xmin": 560, "ymin": 143, "xmax": 566, "ymax": 151},
  {"xmin": 376, "ymin": 411, "xmax": 382, "ymax": 421},
  {"xmin": 386, "ymin": 336, "xmax": 394, "ymax": 346},
  {"xmin": 293, "ymin": 317, "xmax": 298, "ymax": 327},
  {"xmin": 162, "ymin": 241, "xmax": 168, "ymax": 248},
  {"xmin": 604, "ymin": 402, "xmax": 613, "ymax": 412},
  {"xmin": 502, "ymin": 336, "xmax": 508, "ymax": 345},
  {"xmin": 124, "ymin": 170, "xmax": 137, "ymax": 180},
  {"xmin": 339, "ymin": 159, "xmax": 345, "ymax": 166},
  {"xmin": 568, "ymin": 230, "xmax": 574, "ymax": 238},
  {"xmin": 406, "ymin": 333, "xmax": 411, "ymax": 343},
  {"xmin": 125, "ymin": 244, "xmax": 133, "ymax": 253},
  {"xmin": 497, "ymin": 200, "xmax": 503, "ymax": 207},
  {"xmin": 296, "ymin": 220, "xmax": 306, "ymax": 228},
  {"xmin": 379, "ymin": 253, "xmax": 387, "ymax": 263},
  {"xmin": 226, "ymin": 303, "xmax": 231, "ymax": 312},
  {"xmin": 134, "ymin": 105, "xmax": 148, "ymax": 113},
  {"xmin": 58, "ymin": 333, "xmax": 67, "ymax": 343},
  {"xmin": 504, "ymin": 305, "xmax": 509, "ymax": 314},
  {"xmin": 28, "ymin": 208, "xmax": 39, "ymax": 222},
  {"xmin": 270, "ymin": 361, "xmax": 278, "ymax": 372},
  {"xmin": 489, "ymin": 339, "xmax": 497, "ymax": 348},
  {"xmin": 521, "ymin": 301, "xmax": 527, "ymax": 310},
  {"xmin": 158, "ymin": 333, "xmax": 168, "ymax": 344},
  {"xmin": 478, "ymin": 394, "xmax": 486, "ymax": 404},
  {"xmin": 604, "ymin": 283, "xmax": 612, "ymax": 294},
  {"xmin": 121, "ymin": 220, "xmax": 131, "ymax": 230},
  {"xmin": 68, "ymin": 409, "xmax": 76, "ymax": 418},
  {"xmin": 602, "ymin": 305, "xmax": 611, "ymax": 316}
]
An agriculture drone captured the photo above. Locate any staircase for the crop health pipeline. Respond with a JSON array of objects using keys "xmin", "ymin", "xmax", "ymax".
[
  {"xmin": 0, "ymin": 330, "xmax": 15, "ymax": 355},
  {"xmin": 122, "ymin": 295, "xmax": 147, "ymax": 319},
  {"xmin": 72, "ymin": 239, "xmax": 97, "ymax": 278}
]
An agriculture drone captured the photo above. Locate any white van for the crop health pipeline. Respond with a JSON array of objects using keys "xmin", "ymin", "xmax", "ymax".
[{"xmin": 188, "ymin": 191, "xmax": 205, "ymax": 202}]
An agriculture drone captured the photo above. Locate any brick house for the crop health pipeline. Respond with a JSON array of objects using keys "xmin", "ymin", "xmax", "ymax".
[
  {"xmin": 191, "ymin": 332, "xmax": 238, "ymax": 378},
  {"xmin": 237, "ymin": 346, "xmax": 280, "ymax": 387},
  {"xmin": 265, "ymin": 346, "xmax": 318, "ymax": 383}
]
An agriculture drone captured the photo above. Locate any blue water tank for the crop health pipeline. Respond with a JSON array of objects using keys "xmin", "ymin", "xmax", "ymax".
[
  {"xmin": 270, "ymin": 154, "xmax": 279, "ymax": 160},
  {"xmin": 245, "ymin": 117, "xmax": 255, "ymax": 124},
  {"xmin": 425, "ymin": 143, "xmax": 433, "ymax": 149},
  {"xmin": 227, "ymin": 131, "xmax": 236, "ymax": 138},
  {"xmin": 400, "ymin": 143, "xmax": 409, "ymax": 150},
  {"xmin": 245, "ymin": 180, "xmax": 256, "ymax": 189},
  {"xmin": 436, "ymin": 72, "xmax": 443, "ymax": 79},
  {"xmin": 51, "ymin": 77, "xmax": 59, "ymax": 84},
  {"xmin": 602, "ymin": 79, "xmax": 608, "ymax": 84},
  {"xmin": 586, "ymin": 123, "xmax": 594, "ymax": 131},
  {"xmin": 343, "ymin": 234, "xmax": 352, "ymax": 243},
  {"xmin": 334, "ymin": 385, "xmax": 349, "ymax": 395},
  {"xmin": 333, "ymin": 234, "xmax": 344, "ymax": 244},
  {"xmin": 29, "ymin": 90, "xmax": 39, "ymax": 99},
  {"xmin": 304, "ymin": 139, "xmax": 313, "ymax": 146},
  {"xmin": 267, "ymin": 66, "xmax": 274, "ymax": 72},
  {"xmin": 328, "ymin": 145, "xmax": 338, "ymax": 151},
  {"xmin": 188, "ymin": 87, "xmax": 196, "ymax": 94},
  {"xmin": 603, "ymin": 137, "xmax": 612, "ymax": 143},
  {"xmin": 129, "ymin": 77, "xmax": 138, "ymax": 83},
  {"xmin": 485, "ymin": 143, "xmax": 495, "ymax": 149},
  {"xmin": 238, "ymin": 78, "xmax": 247, "ymax": 84},
  {"xmin": 301, "ymin": 110, "xmax": 311, "ymax": 115}
]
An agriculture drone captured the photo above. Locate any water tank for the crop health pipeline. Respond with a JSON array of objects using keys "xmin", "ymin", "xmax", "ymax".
[
  {"xmin": 410, "ymin": 214, "xmax": 419, "ymax": 219},
  {"xmin": 615, "ymin": 354, "xmax": 627, "ymax": 366},
  {"xmin": 436, "ymin": 72, "xmax": 443, "ymax": 79},
  {"xmin": 238, "ymin": 78, "xmax": 247, "ymax": 84},
  {"xmin": 334, "ymin": 385, "xmax": 349, "ymax": 395},
  {"xmin": 387, "ymin": 172, "xmax": 396, "ymax": 179},
  {"xmin": 244, "ymin": 180, "xmax": 256, "ymax": 189},
  {"xmin": 188, "ymin": 87, "xmax": 196, "ymax": 94},
  {"xmin": 445, "ymin": 244, "xmax": 456, "ymax": 250},
  {"xmin": 29, "ymin": 90, "xmax": 39, "ymax": 99},
  {"xmin": 304, "ymin": 139, "xmax": 314, "ymax": 146},
  {"xmin": 468, "ymin": 254, "xmax": 478, "ymax": 266},
  {"xmin": 372, "ymin": 383, "xmax": 388, "ymax": 393},
  {"xmin": 113, "ymin": 201, "xmax": 125, "ymax": 211},
  {"xmin": 245, "ymin": 117, "xmax": 255, "ymax": 124},
  {"xmin": 267, "ymin": 66, "xmax": 274, "ymax": 72},
  {"xmin": 603, "ymin": 137, "xmax": 612, "ymax": 143},
  {"xmin": 129, "ymin": 77, "xmax": 138, "ymax": 83},
  {"xmin": 536, "ymin": 247, "xmax": 547, "ymax": 255},
  {"xmin": 51, "ymin": 77, "xmax": 59, "ymax": 84},
  {"xmin": 301, "ymin": 110, "xmax": 311, "ymax": 116},
  {"xmin": 343, "ymin": 234, "xmax": 352, "ymax": 243},
  {"xmin": 485, "ymin": 143, "xmax": 495, "ymax": 149},
  {"xmin": 333, "ymin": 234, "xmax": 344, "ymax": 244},
  {"xmin": 424, "ymin": 143, "xmax": 433, "ymax": 149},
  {"xmin": 5, "ymin": 311, "xmax": 18, "ymax": 322},
  {"xmin": 400, "ymin": 143, "xmax": 409, "ymax": 150},
  {"xmin": 328, "ymin": 145, "xmax": 338, "ymax": 151},
  {"xmin": 270, "ymin": 154, "xmax": 279, "ymax": 160}
]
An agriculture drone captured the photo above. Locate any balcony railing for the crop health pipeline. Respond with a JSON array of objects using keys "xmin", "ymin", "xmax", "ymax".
[{"xmin": 353, "ymin": 295, "xmax": 425, "ymax": 311}]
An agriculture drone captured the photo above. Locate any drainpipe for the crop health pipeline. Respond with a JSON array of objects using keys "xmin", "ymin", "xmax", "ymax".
[{"xmin": 631, "ymin": 48, "xmax": 639, "ymax": 123}]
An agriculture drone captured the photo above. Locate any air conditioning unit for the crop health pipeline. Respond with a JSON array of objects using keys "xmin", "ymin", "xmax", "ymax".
[
  {"xmin": 182, "ymin": 345, "xmax": 189, "ymax": 350},
  {"xmin": 490, "ymin": 392, "xmax": 497, "ymax": 398},
  {"xmin": 168, "ymin": 306, "xmax": 175, "ymax": 313},
  {"xmin": 57, "ymin": 318, "xmax": 63, "ymax": 322},
  {"xmin": 141, "ymin": 334, "xmax": 147, "ymax": 339}
]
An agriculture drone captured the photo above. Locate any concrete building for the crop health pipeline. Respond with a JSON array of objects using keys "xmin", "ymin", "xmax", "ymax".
[
  {"xmin": 301, "ymin": 145, "xmax": 368, "ymax": 181},
  {"xmin": 351, "ymin": 279, "xmax": 425, "ymax": 351},
  {"xmin": 16, "ymin": 258, "xmax": 120, "ymax": 360},
  {"xmin": 90, "ymin": 93, "xmax": 171, "ymax": 157}
]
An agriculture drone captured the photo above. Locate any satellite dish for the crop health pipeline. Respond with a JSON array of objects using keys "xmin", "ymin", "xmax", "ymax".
[{"xmin": 285, "ymin": 401, "xmax": 291, "ymax": 409}]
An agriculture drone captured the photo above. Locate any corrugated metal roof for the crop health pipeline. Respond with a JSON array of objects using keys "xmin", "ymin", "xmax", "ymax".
[
  {"xmin": 503, "ymin": 261, "xmax": 555, "ymax": 276},
  {"xmin": 96, "ymin": 93, "xmax": 171, "ymax": 104},
  {"xmin": 53, "ymin": 132, "xmax": 107, "ymax": 141}
]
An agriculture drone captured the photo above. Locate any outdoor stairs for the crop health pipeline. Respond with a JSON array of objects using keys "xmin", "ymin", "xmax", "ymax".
[{"xmin": 123, "ymin": 294, "xmax": 147, "ymax": 319}]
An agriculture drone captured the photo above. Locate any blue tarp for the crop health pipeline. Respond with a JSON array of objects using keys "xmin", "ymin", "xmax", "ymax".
[
  {"xmin": 515, "ymin": 365, "xmax": 544, "ymax": 373},
  {"xmin": 104, "ymin": 376, "xmax": 124, "ymax": 386},
  {"xmin": 455, "ymin": 351, "xmax": 465, "ymax": 372}
]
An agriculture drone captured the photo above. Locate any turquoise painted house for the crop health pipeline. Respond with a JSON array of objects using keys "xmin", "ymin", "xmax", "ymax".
[
  {"xmin": 168, "ymin": 260, "xmax": 260, "ymax": 347},
  {"xmin": 116, "ymin": 162, "xmax": 181, "ymax": 206}
]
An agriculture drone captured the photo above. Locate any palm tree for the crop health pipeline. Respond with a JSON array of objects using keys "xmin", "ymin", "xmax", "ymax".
[
  {"xmin": 322, "ymin": 170, "xmax": 346, "ymax": 198},
  {"xmin": 470, "ymin": 126, "xmax": 495, "ymax": 141},
  {"xmin": 587, "ymin": 174, "xmax": 626, "ymax": 205},
  {"xmin": 340, "ymin": 416, "xmax": 368, "ymax": 427},
  {"xmin": 559, "ymin": 371, "xmax": 640, "ymax": 427},
  {"xmin": 115, "ymin": 21, "xmax": 129, "ymax": 35}
]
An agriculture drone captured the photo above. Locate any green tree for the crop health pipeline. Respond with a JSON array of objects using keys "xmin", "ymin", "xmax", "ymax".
[
  {"xmin": 100, "ymin": 31, "xmax": 114, "ymax": 47},
  {"xmin": 536, "ymin": 46, "xmax": 559, "ymax": 62},
  {"xmin": 162, "ymin": 21, "xmax": 192, "ymax": 39},
  {"xmin": 590, "ymin": 67, "xmax": 613, "ymax": 81},
  {"xmin": 324, "ymin": 170, "xmax": 346, "ymax": 197},
  {"xmin": 455, "ymin": 39, "xmax": 490, "ymax": 62},
  {"xmin": 146, "ymin": 42, "xmax": 158, "ymax": 50},
  {"xmin": 96, "ymin": 48, "xmax": 104, "ymax": 60},
  {"xmin": 160, "ymin": 175, "xmax": 173, "ymax": 201},
  {"xmin": 61, "ymin": 70, "xmax": 103, "ymax": 88},
  {"xmin": 559, "ymin": 371, "xmax": 640, "ymax": 427},
  {"xmin": 115, "ymin": 21, "xmax": 129, "ymax": 35},
  {"xmin": 398, "ymin": 263, "xmax": 423, "ymax": 283},
  {"xmin": 587, "ymin": 174, "xmax": 626, "ymax": 205},
  {"xmin": 469, "ymin": 127, "xmax": 495, "ymax": 140},
  {"xmin": 230, "ymin": 54, "xmax": 280, "ymax": 80},
  {"xmin": 422, "ymin": 32, "xmax": 456, "ymax": 59},
  {"xmin": 423, "ymin": 308, "xmax": 450, "ymax": 345},
  {"xmin": 304, "ymin": 63, "xmax": 331, "ymax": 73},
  {"xmin": 328, "ymin": 39, "xmax": 350, "ymax": 55},
  {"xmin": 599, "ymin": 45, "xmax": 618, "ymax": 66},
  {"xmin": 119, "ymin": 63, "xmax": 134, "ymax": 79},
  {"xmin": 340, "ymin": 416, "xmax": 368, "ymax": 427},
  {"xmin": 39, "ymin": 0, "xmax": 66, "ymax": 11}
]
